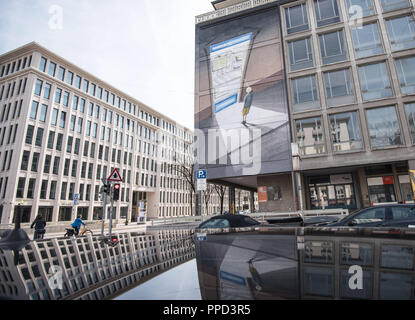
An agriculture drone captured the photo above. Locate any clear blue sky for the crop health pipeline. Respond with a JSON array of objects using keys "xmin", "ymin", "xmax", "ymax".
[{"xmin": 0, "ymin": 0, "xmax": 213, "ymax": 129}]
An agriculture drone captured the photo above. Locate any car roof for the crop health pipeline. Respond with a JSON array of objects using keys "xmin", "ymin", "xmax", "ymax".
[{"xmin": 204, "ymin": 214, "xmax": 259, "ymax": 227}]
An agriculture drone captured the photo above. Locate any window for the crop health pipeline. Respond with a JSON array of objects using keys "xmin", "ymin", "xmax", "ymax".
[
  {"xmin": 366, "ymin": 106, "xmax": 401, "ymax": 148},
  {"xmin": 391, "ymin": 206, "xmax": 415, "ymax": 220},
  {"xmin": 16, "ymin": 178, "xmax": 25, "ymax": 198},
  {"xmin": 83, "ymin": 79, "xmax": 89, "ymax": 93},
  {"xmin": 285, "ymin": 3, "xmax": 309, "ymax": 34},
  {"xmin": 57, "ymin": 67, "xmax": 65, "ymax": 81},
  {"xmin": 59, "ymin": 111, "xmax": 66, "ymax": 128},
  {"xmin": 48, "ymin": 62, "xmax": 56, "ymax": 77},
  {"xmin": 346, "ymin": 0, "xmax": 375, "ymax": 18},
  {"xmin": 353, "ymin": 207, "xmax": 386, "ymax": 224},
  {"xmin": 39, "ymin": 104, "xmax": 48, "ymax": 122},
  {"xmin": 51, "ymin": 108, "xmax": 58, "ymax": 126},
  {"xmin": 64, "ymin": 159, "xmax": 70, "ymax": 176},
  {"xmin": 296, "ymin": 117, "xmax": 326, "ymax": 155},
  {"xmin": 380, "ymin": 0, "xmax": 409, "ymax": 12},
  {"xmin": 66, "ymin": 71, "xmax": 73, "ymax": 85},
  {"xmin": 358, "ymin": 62, "xmax": 392, "ymax": 101},
  {"xmin": 395, "ymin": 56, "xmax": 415, "ymax": 95},
  {"xmin": 31, "ymin": 152, "xmax": 40, "ymax": 172},
  {"xmin": 21, "ymin": 151, "xmax": 30, "ymax": 170},
  {"xmin": 386, "ymin": 16, "xmax": 415, "ymax": 52},
  {"xmin": 319, "ymin": 30, "xmax": 347, "ymax": 65},
  {"xmin": 351, "ymin": 23, "xmax": 383, "ymax": 59},
  {"xmin": 55, "ymin": 88, "xmax": 62, "ymax": 104},
  {"xmin": 25, "ymin": 125, "xmax": 34, "ymax": 144},
  {"xmin": 40, "ymin": 180, "xmax": 48, "ymax": 199},
  {"xmin": 44, "ymin": 83, "xmax": 51, "ymax": 99},
  {"xmin": 314, "ymin": 0, "xmax": 340, "ymax": 27},
  {"xmin": 30, "ymin": 101, "xmax": 38, "ymax": 120},
  {"xmin": 77, "ymin": 118, "xmax": 83, "ymax": 134},
  {"xmin": 292, "ymin": 75, "xmax": 319, "ymax": 112},
  {"xmin": 34, "ymin": 79, "xmax": 42, "ymax": 96},
  {"xmin": 39, "ymin": 57, "xmax": 47, "ymax": 72},
  {"xmin": 288, "ymin": 38, "xmax": 313, "ymax": 71},
  {"xmin": 61, "ymin": 182, "xmax": 67, "ymax": 200},
  {"xmin": 66, "ymin": 136, "xmax": 73, "ymax": 153},
  {"xmin": 70, "ymin": 115, "xmax": 76, "ymax": 131},
  {"xmin": 62, "ymin": 91, "xmax": 69, "ymax": 107},
  {"xmin": 35, "ymin": 128, "xmax": 44, "ymax": 147},
  {"xmin": 47, "ymin": 131, "xmax": 55, "ymax": 149},
  {"xmin": 27, "ymin": 178, "xmax": 36, "ymax": 199},
  {"xmin": 329, "ymin": 112, "xmax": 362, "ymax": 151},
  {"xmin": 50, "ymin": 181, "xmax": 57, "ymax": 199},
  {"xmin": 56, "ymin": 133, "xmax": 63, "ymax": 151},
  {"xmin": 405, "ymin": 103, "xmax": 415, "ymax": 144},
  {"xmin": 88, "ymin": 102, "xmax": 93, "ymax": 116},
  {"xmin": 53, "ymin": 157, "xmax": 60, "ymax": 175},
  {"xmin": 323, "ymin": 69, "xmax": 354, "ymax": 106},
  {"xmin": 75, "ymin": 75, "xmax": 81, "ymax": 89},
  {"xmin": 44, "ymin": 155, "xmax": 51, "ymax": 173}
]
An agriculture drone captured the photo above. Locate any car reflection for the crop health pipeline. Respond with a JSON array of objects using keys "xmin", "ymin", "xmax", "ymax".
[
  {"xmin": 0, "ymin": 229, "xmax": 195, "ymax": 300},
  {"xmin": 195, "ymin": 227, "xmax": 415, "ymax": 300}
]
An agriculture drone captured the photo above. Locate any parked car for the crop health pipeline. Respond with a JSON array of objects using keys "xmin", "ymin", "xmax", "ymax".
[
  {"xmin": 322, "ymin": 204, "xmax": 415, "ymax": 227},
  {"xmin": 197, "ymin": 214, "xmax": 261, "ymax": 229}
]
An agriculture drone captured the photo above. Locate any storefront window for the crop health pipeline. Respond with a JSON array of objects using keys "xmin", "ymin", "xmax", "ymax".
[
  {"xmin": 367, "ymin": 176, "xmax": 396, "ymax": 203},
  {"xmin": 398, "ymin": 175, "xmax": 414, "ymax": 202},
  {"xmin": 309, "ymin": 174, "xmax": 356, "ymax": 209}
]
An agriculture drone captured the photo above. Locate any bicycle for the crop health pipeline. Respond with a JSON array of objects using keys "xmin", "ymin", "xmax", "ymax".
[{"xmin": 64, "ymin": 225, "xmax": 93, "ymax": 237}]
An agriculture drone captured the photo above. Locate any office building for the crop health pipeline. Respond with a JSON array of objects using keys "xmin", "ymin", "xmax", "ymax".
[{"xmin": 195, "ymin": 0, "xmax": 415, "ymax": 212}]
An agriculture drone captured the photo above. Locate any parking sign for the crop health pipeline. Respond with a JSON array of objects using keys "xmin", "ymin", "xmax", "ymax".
[{"xmin": 197, "ymin": 170, "xmax": 207, "ymax": 179}]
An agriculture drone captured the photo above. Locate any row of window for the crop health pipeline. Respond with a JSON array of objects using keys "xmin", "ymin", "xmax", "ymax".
[
  {"xmin": 291, "ymin": 57, "xmax": 415, "ymax": 112},
  {"xmin": 295, "ymin": 103, "xmax": 415, "ymax": 155},
  {"xmin": 284, "ymin": 0, "xmax": 412, "ymax": 35},
  {"xmin": 0, "ymin": 55, "xmax": 32, "ymax": 78},
  {"xmin": 0, "ymin": 77, "xmax": 28, "ymax": 102},
  {"xmin": 36, "ymin": 61, "xmax": 188, "ymax": 142},
  {"xmin": 288, "ymin": 15, "xmax": 415, "ymax": 73},
  {"xmin": 38, "ymin": 57, "xmax": 140, "ymax": 118}
]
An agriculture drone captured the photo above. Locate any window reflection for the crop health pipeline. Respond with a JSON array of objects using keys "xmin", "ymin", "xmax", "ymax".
[
  {"xmin": 358, "ymin": 62, "xmax": 392, "ymax": 101},
  {"xmin": 292, "ymin": 75, "xmax": 319, "ymax": 112},
  {"xmin": 380, "ymin": 0, "xmax": 409, "ymax": 12},
  {"xmin": 314, "ymin": 0, "xmax": 340, "ymax": 27},
  {"xmin": 341, "ymin": 242, "xmax": 373, "ymax": 265},
  {"xmin": 380, "ymin": 273, "xmax": 413, "ymax": 300},
  {"xmin": 288, "ymin": 38, "xmax": 313, "ymax": 71},
  {"xmin": 304, "ymin": 241, "xmax": 333, "ymax": 263},
  {"xmin": 329, "ymin": 112, "xmax": 362, "ymax": 151},
  {"xmin": 324, "ymin": 69, "xmax": 355, "ymax": 107},
  {"xmin": 395, "ymin": 56, "xmax": 415, "ymax": 94},
  {"xmin": 304, "ymin": 267, "xmax": 333, "ymax": 297},
  {"xmin": 285, "ymin": 3, "xmax": 309, "ymax": 34},
  {"xmin": 351, "ymin": 23, "xmax": 383, "ymax": 58},
  {"xmin": 405, "ymin": 103, "xmax": 415, "ymax": 144},
  {"xmin": 386, "ymin": 16, "xmax": 415, "ymax": 52},
  {"xmin": 381, "ymin": 245, "xmax": 414, "ymax": 270},
  {"xmin": 319, "ymin": 30, "xmax": 348, "ymax": 65},
  {"xmin": 366, "ymin": 106, "xmax": 401, "ymax": 148},
  {"xmin": 296, "ymin": 117, "xmax": 325, "ymax": 156},
  {"xmin": 346, "ymin": 0, "xmax": 375, "ymax": 18}
]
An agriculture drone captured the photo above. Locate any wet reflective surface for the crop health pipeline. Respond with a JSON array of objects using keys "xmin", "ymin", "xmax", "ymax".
[
  {"xmin": 1, "ymin": 225, "xmax": 415, "ymax": 300},
  {"xmin": 195, "ymin": 226, "xmax": 415, "ymax": 299}
]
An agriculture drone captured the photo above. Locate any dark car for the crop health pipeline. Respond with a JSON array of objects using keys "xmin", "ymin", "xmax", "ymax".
[
  {"xmin": 197, "ymin": 214, "xmax": 261, "ymax": 229},
  {"xmin": 323, "ymin": 204, "xmax": 415, "ymax": 227}
]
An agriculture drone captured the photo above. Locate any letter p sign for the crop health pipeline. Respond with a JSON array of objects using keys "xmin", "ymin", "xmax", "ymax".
[{"xmin": 197, "ymin": 170, "xmax": 207, "ymax": 179}]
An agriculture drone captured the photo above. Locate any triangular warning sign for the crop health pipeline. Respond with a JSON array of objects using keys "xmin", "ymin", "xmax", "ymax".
[{"xmin": 108, "ymin": 168, "xmax": 123, "ymax": 182}]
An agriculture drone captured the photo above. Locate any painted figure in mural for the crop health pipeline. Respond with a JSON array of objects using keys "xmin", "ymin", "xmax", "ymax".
[{"xmin": 242, "ymin": 86, "xmax": 253, "ymax": 124}]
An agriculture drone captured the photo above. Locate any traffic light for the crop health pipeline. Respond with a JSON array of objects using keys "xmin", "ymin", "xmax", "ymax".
[
  {"xmin": 113, "ymin": 184, "xmax": 120, "ymax": 201},
  {"xmin": 103, "ymin": 183, "xmax": 110, "ymax": 195}
]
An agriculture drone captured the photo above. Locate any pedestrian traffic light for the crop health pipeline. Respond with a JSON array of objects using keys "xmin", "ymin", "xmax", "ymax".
[{"xmin": 113, "ymin": 184, "xmax": 120, "ymax": 201}]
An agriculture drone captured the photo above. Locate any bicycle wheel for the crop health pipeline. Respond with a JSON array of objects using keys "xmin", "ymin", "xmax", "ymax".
[{"xmin": 86, "ymin": 229, "xmax": 94, "ymax": 236}]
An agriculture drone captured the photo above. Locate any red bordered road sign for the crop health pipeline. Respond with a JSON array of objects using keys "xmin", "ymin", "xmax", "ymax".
[{"xmin": 107, "ymin": 168, "xmax": 123, "ymax": 182}]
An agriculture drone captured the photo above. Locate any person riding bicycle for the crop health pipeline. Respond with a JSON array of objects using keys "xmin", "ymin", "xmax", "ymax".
[
  {"xmin": 30, "ymin": 214, "xmax": 46, "ymax": 240},
  {"xmin": 71, "ymin": 215, "xmax": 85, "ymax": 236}
]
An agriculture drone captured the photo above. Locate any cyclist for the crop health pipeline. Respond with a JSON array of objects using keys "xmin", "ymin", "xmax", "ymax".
[{"xmin": 71, "ymin": 215, "xmax": 86, "ymax": 236}]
